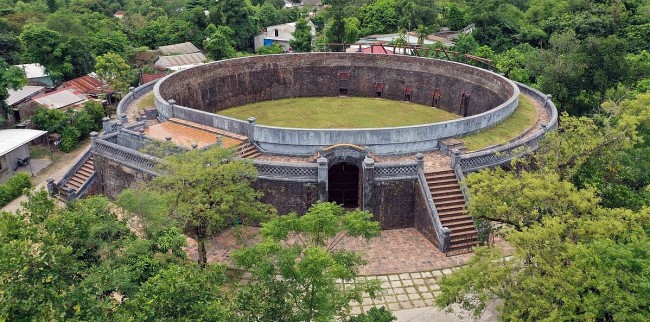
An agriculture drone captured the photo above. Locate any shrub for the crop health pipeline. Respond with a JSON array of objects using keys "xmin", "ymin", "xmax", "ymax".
[
  {"xmin": 0, "ymin": 172, "xmax": 32, "ymax": 207},
  {"xmin": 60, "ymin": 126, "xmax": 81, "ymax": 152}
]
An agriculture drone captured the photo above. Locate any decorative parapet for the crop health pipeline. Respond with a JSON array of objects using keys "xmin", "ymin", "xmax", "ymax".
[
  {"xmin": 116, "ymin": 79, "xmax": 160, "ymax": 117},
  {"xmin": 252, "ymin": 160, "xmax": 318, "ymax": 183},
  {"xmin": 93, "ymin": 138, "xmax": 162, "ymax": 176},
  {"xmin": 374, "ymin": 162, "xmax": 418, "ymax": 181},
  {"xmin": 452, "ymin": 82, "xmax": 559, "ymax": 173}
]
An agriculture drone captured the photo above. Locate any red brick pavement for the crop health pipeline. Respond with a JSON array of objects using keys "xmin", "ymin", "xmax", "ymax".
[{"xmin": 186, "ymin": 227, "xmax": 512, "ymax": 276}]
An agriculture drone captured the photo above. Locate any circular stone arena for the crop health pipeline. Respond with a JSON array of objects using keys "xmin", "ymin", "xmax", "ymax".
[{"xmin": 153, "ymin": 53, "xmax": 520, "ymax": 156}]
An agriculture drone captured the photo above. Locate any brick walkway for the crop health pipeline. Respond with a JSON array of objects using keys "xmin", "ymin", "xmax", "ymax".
[{"xmin": 186, "ymin": 226, "xmax": 511, "ymax": 276}]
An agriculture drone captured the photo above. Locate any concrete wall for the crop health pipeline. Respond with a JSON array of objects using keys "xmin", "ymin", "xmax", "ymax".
[{"xmin": 154, "ymin": 53, "xmax": 519, "ymax": 155}]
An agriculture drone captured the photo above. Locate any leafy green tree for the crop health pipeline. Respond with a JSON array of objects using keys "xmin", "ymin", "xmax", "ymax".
[
  {"xmin": 290, "ymin": 17, "xmax": 312, "ymax": 52},
  {"xmin": 357, "ymin": 0, "xmax": 400, "ymax": 36},
  {"xmin": 436, "ymin": 93, "xmax": 650, "ymax": 320},
  {"xmin": 416, "ymin": 24, "xmax": 430, "ymax": 45},
  {"xmin": 210, "ymin": 0, "xmax": 258, "ymax": 51},
  {"xmin": 0, "ymin": 58, "xmax": 26, "ymax": 120},
  {"xmin": 203, "ymin": 25, "xmax": 237, "ymax": 60},
  {"xmin": 117, "ymin": 264, "xmax": 230, "ymax": 321},
  {"xmin": 0, "ymin": 19, "xmax": 21, "ymax": 64},
  {"xmin": 446, "ymin": 2, "xmax": 466, "ymax": 30},
  {"xmin": 231, "ymin": 202, "xmax": 383, "ymax": 322},
  {"xmin": 151, "ymin": 146, "xmax": 274, "ymax": 268},
  {"xmin": 0, "ymin": 193, "xmax": 187, "ymax": 320},
  {"xmin": 19, "ymin": 24, "xmax": 93, "ymax": 81},
  {"xmin": 257, "ymin": 44, "xmax": 285, "ymax": 54},
  {"xmin": 95, "ymin": 52, "xmax": 133, "ymax": 93}
]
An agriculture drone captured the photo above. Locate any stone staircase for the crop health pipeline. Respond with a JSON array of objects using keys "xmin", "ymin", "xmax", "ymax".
[
  {"xmin": 237, "ymin": 142, "xmax": 262, "ymax": 159},
  {"xmin": 425, "ymin": 169, "xmax": 478, "ymax": 252},
  {"xmin": 58, "ymin": 156, "xmax": 95, "ymax": 199}
]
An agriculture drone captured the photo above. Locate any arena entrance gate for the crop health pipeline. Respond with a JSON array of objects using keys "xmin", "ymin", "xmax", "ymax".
[{"xmin": 327, "ymin": 162, "xmax": 360, "ymax": 208}]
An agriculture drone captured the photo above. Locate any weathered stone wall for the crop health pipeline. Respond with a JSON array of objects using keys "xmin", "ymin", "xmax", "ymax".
[
  {"xmin": 159, "ymin": 54, "xmax": 512, "ymax": 116},
  {"xmin": 93, "ymin": 154, "xmax": 156, "ymax": 199},
  {"xmin": 154, "ymin": 54, "xmax": 519, "ymax": 156},
  {"xmin": 413, "ymin": 180, "xmax": 439, "ymax": 247},
  {"xmin": 371, "ymin": 180, "xmax": 416, "ymax": 230},
  {"xmin": 254, "ymin": 179, "xmax": 319, "ymax": 215}
]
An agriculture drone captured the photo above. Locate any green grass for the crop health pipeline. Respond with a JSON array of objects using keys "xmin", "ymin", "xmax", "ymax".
[
  {"xmin": 137, "ymin": 92, "xmax": 155, "ymax": 114},
  {"xmin": 217, "ymin": 97, "xmax": 460, "ymax": 128},
  {"xmin": 460, "ymin": 94, "xmax": 538, "ymax": 151}
]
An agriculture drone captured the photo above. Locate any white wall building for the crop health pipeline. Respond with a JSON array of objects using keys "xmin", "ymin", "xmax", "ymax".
[{"xmin": 254, "ymin": 21, "xmax": 316, "ymax": 52}]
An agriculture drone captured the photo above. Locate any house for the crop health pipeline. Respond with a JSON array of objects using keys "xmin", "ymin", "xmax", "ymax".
[
  {"xmin": 62, "ymin": 74, "xmax": 112, "ymax": 98},
  {"xmin": 14, "ymin": 63, "xmax": 54, "ymax": 87},
  {"xmin": 31, "ymin": 88, "xmax": 88, "ymax": 111},
  {"xmin": 0, "ymin": 129, "xmax": 47, "ymax": 182},
  {"xmin": 355, "ymin": 32, "xmax": 454, "ymax": 48},
  {"xmin": 154, "ymin": 52, "xmax": 207, "ymax": 71},
  {"xmin": 253, "ymin": 21, "xmax": 317, "ymax": 52},
  {"xmin": 158, "ymin": 42, "xmax": 201, "ymax": 55},
  {"xmin": 6, "ymin": 85, "xmax": 45, "ymax": 123},
  {"xmin": 114, "ymin": 10, "xmax": 126, "ymax": 19}
]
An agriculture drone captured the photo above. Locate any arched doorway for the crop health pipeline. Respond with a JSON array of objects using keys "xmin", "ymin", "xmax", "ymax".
[{"xmin": 328, "ymin": 162, "xmax": 360, "ymax": 208}]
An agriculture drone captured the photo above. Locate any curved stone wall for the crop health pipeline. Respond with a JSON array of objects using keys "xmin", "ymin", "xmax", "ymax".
[{"xmin": 154, "ymin": 53, "xmax": 520, "ymax": 155}]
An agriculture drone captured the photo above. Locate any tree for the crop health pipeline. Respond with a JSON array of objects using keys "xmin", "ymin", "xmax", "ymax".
[
  {"xmin": 257, "ymin": 44, "xmax": 285, "ymax": 54},
  {"xmin": 151, "ymin": 146, "xmax": 274, "ymax": 268},
  {"xmin": 0, "ymin": 19, "xmax": 21, "ymax": 64},
  {"xmin": 0, "ymin": 193, "xmax": 187, "ymax": 320},
  {"xmin": 203, "ymin": 25, "xmax": 237, "ymax": 61},
  {"xmin": 324, "ymin": 0, "xmax": 347, "ymax": 50},
  {"xmin": 0, "ymin": 59, "xmax": 26, "ymax": 121},
  {"xmin": 95, "ymin": 52, "xmax": 133, "ymax": 94},
  {"xmin": 231, "ymin": 202, "xmax": 383, "ymax": 322},
  {"xmin": 356, "ymin": 0, "xmax": 400, "ymax": 36},
  {"xmin": 435, "ymin": 94, "xmax": 650, "ymax": 320},
  {"xmin": 210, "ymin": 0, "xmax": 258, "ymax": 51},
  {"xmin": 290, "ymin": 18, "xmax": 312, "ymax": 52},
  {"xmin": 416, "ymin": 24, "xmax": 430, "ymax": 45},
  {"xmin": 117, "ymin": 264, "xmax": 230, "ymax": 321},
  {"xmin": 19, "ymin": 24, "xmax": 94, "ymax": 81}
]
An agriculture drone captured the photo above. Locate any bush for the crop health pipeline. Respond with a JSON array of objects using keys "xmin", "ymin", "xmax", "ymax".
[
  {"xmin": 32, "ymin": 101, "xmax": 105, "ymax": 153},
  {"xmin": 0, "ymin": 172, "xmax": 32, "ymax": 207},
  {"xmin": 60, "ymin": 125, "xmax": 81, "ymax": 152}
]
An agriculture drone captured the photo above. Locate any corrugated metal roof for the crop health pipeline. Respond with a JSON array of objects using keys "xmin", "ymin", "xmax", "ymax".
[
  {"xmin": 7, "ymin": 86, "xmax": 44, "ymax": 106},
  {"xmin": 155, "ymin": 53, "xmax": 207, "ymax": 68},
  {"xmin": 64, "ymin": 75, "xmax": 111, "ymax": 95},
  {"xmin": 158, "ymin": 42, "xmax": 201, "ymax": 55},
  {"xmin": 33, "ymin": 88, "xmax": 88, "ymax": 110},
  {"xmin": 0, "ymin": 129, "xmax": 47, "ymax": 156}
]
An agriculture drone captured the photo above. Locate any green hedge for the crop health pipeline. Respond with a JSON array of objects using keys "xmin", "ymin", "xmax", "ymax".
[{"xmin": 0, "ymin": 172, "xmax": 32, "ymax": 207}]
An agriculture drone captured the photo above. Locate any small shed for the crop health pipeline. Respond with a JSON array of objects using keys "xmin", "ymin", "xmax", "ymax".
[{"xmin": 0, "ymin": 129, "xmax": 48, "ymax": 180}]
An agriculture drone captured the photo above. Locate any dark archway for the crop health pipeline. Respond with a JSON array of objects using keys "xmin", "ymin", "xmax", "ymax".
[{"xmin": 328, "ymin": 162, "xmax": 360, "ymax": 208}]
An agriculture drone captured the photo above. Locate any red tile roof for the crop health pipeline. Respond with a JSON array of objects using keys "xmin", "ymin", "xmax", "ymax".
[
  {"xmin": 63, "ymin": 75, "xmax": 111, "ymax": 96},
  {"xmin": 140, "ymin": 73, "xmax": 167, "ymax": 85},
  {"xmin": 361, "ymin": 45, "xmax": 395, "ymax": 55}
]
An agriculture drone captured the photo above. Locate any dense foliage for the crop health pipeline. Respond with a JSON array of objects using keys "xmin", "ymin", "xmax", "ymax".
[
  {"xmin": 0, "ymin": 172, "xmax": 30, "ymax": 207},
  {"xmin": 436, "ymin": 92, "xmax": 650, "ymax": 320},
  {"xmin": 31, "ymin": 101, "xmax": 105, "ymax": 152}
]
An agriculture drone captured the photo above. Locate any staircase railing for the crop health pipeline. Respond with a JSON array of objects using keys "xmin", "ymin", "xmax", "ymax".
[
  {"xmin": 416, "ymin": 167, "xmax": 451, "ymax": 252},
  {"xmin": 52, "ymin": 146, "xmax": 93, "ymax": 198}
]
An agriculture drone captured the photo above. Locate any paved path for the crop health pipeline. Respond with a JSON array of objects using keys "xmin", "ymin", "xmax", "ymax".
[{"xmin": 1, "ymin": 142, "xmax": 89, "ymax": 213}]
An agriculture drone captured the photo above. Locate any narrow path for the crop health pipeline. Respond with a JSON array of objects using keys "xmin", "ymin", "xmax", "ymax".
[{"xmin": 1, "ymin": 142, "xmax": 90, "ymax": 213}]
